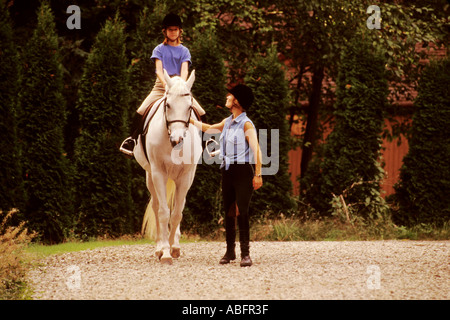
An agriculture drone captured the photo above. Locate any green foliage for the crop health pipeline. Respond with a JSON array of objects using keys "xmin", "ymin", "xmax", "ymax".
[
  {"xmin": 127, "ymin": 6, "xmax": 165, "ymax": 222},
  {"xmin": 302, "ymin": 36, "xmax": 390, "ymax": 220},
  {"xmin": 17, "ymin": 2, "xmax": 74, "ymax": 244},
  {"xmin": 190, "ymin": 29, "xmax": 228, "ymax": 124},
  {"xmin": 74, "ymin": 14, "xmax": 135, "ymax": 239},
  {"xmin": 191, "ymin": 0, "xmax": 280, "ymax": 82},
  {"xmin": 128, "ymin": 6, "xmax": 164, "ymax": 107},
  {"xmin": 280, "ymin": 0, "xmax": 448, "ymax": 107},
  {"xmin": 278, "ymin": 1, "xmax": 448, "ymax": 180},
  {"xmin": 393, "ymin": 58, "xmax": 450, "ymax": 227},
  {"xmin": 183, "ymin": 28, "xmax": 228, "ymax": 234},
  {"xmin": 0, "ymin": 0, "xmax": 23, "ymax": 213},
  {"xmin": 245, "ymin": 47, "xmax": 296, "ymax": 216},
  {"xmin": 251, "ymin": 214, "xmax": 449, "ymax": 241},
  {"xmin": 0, "ymin": 209, "xmax": 35, "ymax": 300}
]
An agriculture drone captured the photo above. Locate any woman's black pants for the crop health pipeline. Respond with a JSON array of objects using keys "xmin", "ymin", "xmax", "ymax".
[{"xmin": 221, "ymin": 164, "xmax": 254, "ymax": 257}]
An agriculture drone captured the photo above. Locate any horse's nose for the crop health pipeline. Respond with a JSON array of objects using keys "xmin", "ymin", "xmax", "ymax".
[{"xmin": 170, "ymin": 135, "xmax": 183, "ymax": 147}]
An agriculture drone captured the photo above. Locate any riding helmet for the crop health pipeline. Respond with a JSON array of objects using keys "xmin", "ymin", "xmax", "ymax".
[
  {"xmin": 228, "ymin": 84, "xmax": 254, "ymax": 111},
  {"xmin": 162, "ymin": 13, "xmax": 182, "ymax": 29}
]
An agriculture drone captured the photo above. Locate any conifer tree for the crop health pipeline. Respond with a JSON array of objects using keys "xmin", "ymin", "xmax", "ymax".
[
  {"xmin": 302, "ymin": 36, "xmax": 389, "ymax": 219},
  {"xmin": 128, "ymin": 7, "xmax": 163, "ymax": 101},
  {"xmin": 74, "ymin": 14, "xmax": 134, "ymax": 238},
  {"xmin": 244, "ymin": 47, "xmax": 295, "ymax": 217},
  {"xmin": 0, "ymin": 1, "xmax": 23, "ymax": 213},
  {"xmin": 393, "ymin": 58, "xmax": 450, "ymax": 227},
  {"xmin": 17, "ymin": 2, "xmax": 73, "ymax": 243}
]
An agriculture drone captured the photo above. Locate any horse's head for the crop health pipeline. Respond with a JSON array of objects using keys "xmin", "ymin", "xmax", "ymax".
[{"xmin": 163, "ymin": 69, "xmax": 195, "ymax": 148}]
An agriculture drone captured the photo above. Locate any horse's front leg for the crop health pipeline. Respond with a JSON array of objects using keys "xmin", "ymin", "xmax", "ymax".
[
  {"xmin": 169, "ymin": 197, "xmax": 184, "ymax": 259},
  {"xmin": 169, "ymin": 175, "xmax": 192, "ymax": 258},
  {"xmin": 151, "ymin": 171, "xmax": 172, "ymax": 264}
]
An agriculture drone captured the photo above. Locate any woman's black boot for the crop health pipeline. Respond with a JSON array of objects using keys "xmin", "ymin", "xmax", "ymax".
[
  {"xmin": 219, "ymin": 215, "xmax": 236, "ymax": 264},
  {"xmin": 219, "ymin": 243, "xmax": 236, "ymax": 264},
  {"xmin": 240, "ymin": 254, "xmax": 252, "ymax": 267},
  {"xmin": 238, "ymin": 214, "xmax": 252, "ymax": 267},
  {"xmin": 239, "ymin": 239, "xmax": 252, "ymax": 267}
]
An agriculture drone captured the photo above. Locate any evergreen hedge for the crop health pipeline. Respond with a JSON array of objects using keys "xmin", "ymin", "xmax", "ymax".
[
  {"xmin": 183, "ymin": 29, "xmax": 228, "ymax": 234},
  {"xmin": 301, "ymin": 37, "xmax": 389, "ymax": 220},
  {"xmin": 244, "ymin": 47, "xmax": 296, "ymax": 217},
  {"xmin": 74, "ymin": 15, "xmax": 134, "ymax": 238},
  {"xmin": 0, "ymin": 1, "xmax": 23, "ymax": 213},
  {"xmin": 17, "ymin": 3, "xmax": 74, "ymax": 243},
  {"xmin": 393, "ymin": 58, "xmax": 450, "ymax": 227}
]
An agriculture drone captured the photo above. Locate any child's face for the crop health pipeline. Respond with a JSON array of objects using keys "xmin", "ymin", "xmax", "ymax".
[{"xmin": 165, "ymin": 26, "xmax": 181, "ymax": 42}]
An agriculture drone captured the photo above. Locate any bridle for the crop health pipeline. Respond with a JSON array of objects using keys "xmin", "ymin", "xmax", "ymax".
[{"xmin": 163, "ymin": 92, "xmax": 193, "ymax": 136}]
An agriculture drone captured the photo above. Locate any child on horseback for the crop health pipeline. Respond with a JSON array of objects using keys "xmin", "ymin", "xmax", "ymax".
[{"xmin": 120, "ymin": 13, "xmax": 205, "ymax": 157}]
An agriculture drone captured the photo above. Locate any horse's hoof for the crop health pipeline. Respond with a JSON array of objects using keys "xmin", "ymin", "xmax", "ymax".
[
  {"xmin": 155, "ymin": 250, "xmax": 163, "ymax": 260},
  {"xmin": 160, "ymin": 256, "xmax": 173, "ymax": 265},
  {"xmin": 171, "ymin": 247, "xmax": 180, "ymax": 258}
]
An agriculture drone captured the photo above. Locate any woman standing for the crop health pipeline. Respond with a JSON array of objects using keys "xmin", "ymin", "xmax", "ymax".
[
  {"xmin": 120, "ymin": 13, "xmax": 204, "ymax": 157},
  {"xmin": 190, "ymin": 84, "xmax": 263, "ymax": 267}
]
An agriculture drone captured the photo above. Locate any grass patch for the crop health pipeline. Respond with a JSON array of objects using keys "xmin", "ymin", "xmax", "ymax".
[
  {"xmin": 251, "ymin": 214, "xmax": 450, "ymax": 241},
  {"xmin": 26, "ymin": 237, "xmax": 153, "ymax": 257},
  {"xmin": 25, "ymin": 232, "xmax": 205, "ymax": 258}
]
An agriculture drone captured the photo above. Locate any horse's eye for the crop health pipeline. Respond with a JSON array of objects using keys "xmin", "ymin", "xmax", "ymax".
[{"xmin": 167, "ymin": 104, "xmax": 171, "ymax": 109}]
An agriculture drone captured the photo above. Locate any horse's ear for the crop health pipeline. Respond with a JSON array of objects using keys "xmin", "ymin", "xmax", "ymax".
[
  {"xmin": 163, "ymin": 69, "xmax": 173, "ymax": 88},
  {"xmin": 186, "ymin": 69, "xmax": 195, "ymax": 91}
]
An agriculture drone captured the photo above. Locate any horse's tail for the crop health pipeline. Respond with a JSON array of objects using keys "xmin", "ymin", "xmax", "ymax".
[
  {"xmin": 142, "ymin": 178, "xmax": 176, "ymax": 240},
  {"xmin": 142, "ymin": 199, "xmax": 156, "ymax": 240},
  {"xmin": 166, "ymin": 178, "xmax": 176, "ymax": 212}
]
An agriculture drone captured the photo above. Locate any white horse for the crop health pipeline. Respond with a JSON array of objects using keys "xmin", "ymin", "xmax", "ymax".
[{"xmin": 134, "ymin": 69, "xmax": 202, "ymax": 264}]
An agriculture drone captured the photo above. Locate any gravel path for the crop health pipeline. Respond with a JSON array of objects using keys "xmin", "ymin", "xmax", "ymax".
[{"xmin": 27, "ymin": 241, "xmax": 449, "ymax": 300}]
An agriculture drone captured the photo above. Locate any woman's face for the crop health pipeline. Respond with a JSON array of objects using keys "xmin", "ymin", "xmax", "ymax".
[
  {"xmin": 165, "ymin": 26, "xmax": 181, "ymax": 42},
  {"xmin": 225, "ymin": 94, "xmax": 235, "ymax": 110}
]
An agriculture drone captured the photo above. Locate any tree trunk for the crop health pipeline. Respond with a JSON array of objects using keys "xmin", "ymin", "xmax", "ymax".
[
  {"xmin": 299, "ymin": 65, "xmax": 324, "ymax": 191},
  {"xmin": 289, "ymin": 66, "xmax": 305, "ymax": 130}
]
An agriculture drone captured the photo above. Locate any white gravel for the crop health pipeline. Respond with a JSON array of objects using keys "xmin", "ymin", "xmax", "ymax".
[{"xmin": 27, "ymin": 241, "xmax": 449, "ymax": 300}]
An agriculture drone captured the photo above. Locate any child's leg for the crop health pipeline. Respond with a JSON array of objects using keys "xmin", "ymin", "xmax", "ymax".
[
  {"xmin": 120, "ymin": 79, "xmax": 165, "ymax": 156},
  {"xmin": 137, "ymin": 79, "xmax": 166, "ymax": 115}
]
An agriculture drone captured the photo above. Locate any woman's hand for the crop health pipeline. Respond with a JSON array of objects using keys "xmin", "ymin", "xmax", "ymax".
[
  {"xmin": 191, "ymin": 118, "xmax": 226, "ymax": 134},
  {"xmin": 253, "ymin": 175, "xmax": 263, "ymax": 190}
]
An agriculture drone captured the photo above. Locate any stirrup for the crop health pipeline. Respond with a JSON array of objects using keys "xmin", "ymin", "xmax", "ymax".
[{"xmin": 119, "ymin": 138, "xmax": 135, "ymax": 157}]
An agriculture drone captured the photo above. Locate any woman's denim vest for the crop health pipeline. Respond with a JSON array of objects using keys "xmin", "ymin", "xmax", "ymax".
[{"xmin": 219, "ymin": 112, "xmax": 255, "ymax": 170}]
